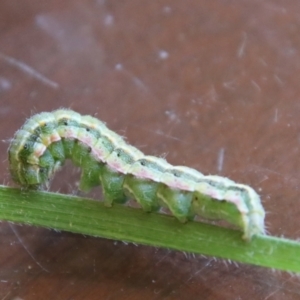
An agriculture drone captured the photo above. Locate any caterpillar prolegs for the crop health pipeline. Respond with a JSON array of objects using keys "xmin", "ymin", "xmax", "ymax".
[{"xmin": 8, "ymin": 109, "xmax": 265, "ymax": 241}]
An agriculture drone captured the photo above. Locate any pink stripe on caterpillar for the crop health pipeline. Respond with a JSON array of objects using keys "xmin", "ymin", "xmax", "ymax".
[
  {"xmin": 27, "ymin": 143, "xmax": 47, "ymax": 164},
  {"xmin": 40, "ymin": 132, "xmax": 61, "ymax": 147}
]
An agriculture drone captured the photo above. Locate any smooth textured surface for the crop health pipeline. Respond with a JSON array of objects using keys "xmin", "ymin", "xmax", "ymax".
[
  {"xmin": 0, "ymin": 186, "xmax": 299, "ymax": 273},
  {"xmin": 1, "ymin": 1, "xmax": 300, "ymax": 299}
]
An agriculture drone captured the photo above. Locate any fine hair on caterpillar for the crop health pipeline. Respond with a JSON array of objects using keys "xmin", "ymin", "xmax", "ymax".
[{"xmin": 8, "ymin": 109, "xmax": 265, "ymax": 241}]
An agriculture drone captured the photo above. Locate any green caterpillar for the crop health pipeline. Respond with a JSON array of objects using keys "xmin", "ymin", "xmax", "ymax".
[{"xmin": 8, "ymin": 109, "xmax": 265, "ymax": 241}]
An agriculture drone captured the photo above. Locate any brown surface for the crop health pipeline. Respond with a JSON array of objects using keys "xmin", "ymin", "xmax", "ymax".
[{"xmin": 0, "ymin": 1, "xmax": 300, "ymax": 299}]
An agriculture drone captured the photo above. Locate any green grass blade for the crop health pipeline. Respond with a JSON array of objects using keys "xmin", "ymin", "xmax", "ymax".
[{"xmin": 0, "ymin": 185, "xmax": 299, "ymax": 273}]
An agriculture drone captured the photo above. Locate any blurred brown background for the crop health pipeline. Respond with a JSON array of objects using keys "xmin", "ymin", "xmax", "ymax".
[{"xmin": 1, "ymin": 1, "xmax": 300, "ymax": 299}]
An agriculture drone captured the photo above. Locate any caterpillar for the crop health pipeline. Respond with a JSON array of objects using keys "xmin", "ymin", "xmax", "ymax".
[{"xmin": 8, "ymin": 109, "xmax": 265, "ymax": 241}]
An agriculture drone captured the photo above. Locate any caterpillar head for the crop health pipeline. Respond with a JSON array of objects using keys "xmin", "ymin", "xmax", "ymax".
[
  {"xmin": 8, "ymin": 130, "xmax": 60, "ymax": 189},
  {"xmin": 8, "ymin": 112, "xmax": 61, "ymax": 189}
]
